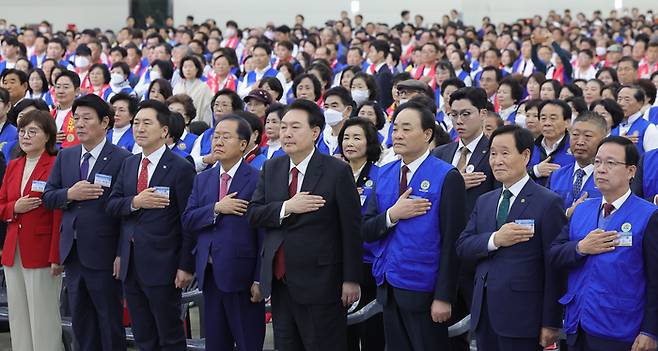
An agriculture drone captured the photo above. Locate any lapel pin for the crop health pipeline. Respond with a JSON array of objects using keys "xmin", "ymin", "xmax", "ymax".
[
  {"xmin": 103, "ymin": 157, "xmax": 107, "ymax": 161},
  {"xmin": 482, "ymin": 150, "xmax": 487, "ymax": 153},
  {"xmin": 521, "ymin": 198, "xmax": 526, "ymax": 203},
  {"xmin": 163, "ymin": 165, "xmax": 167, "ymax": 169}
]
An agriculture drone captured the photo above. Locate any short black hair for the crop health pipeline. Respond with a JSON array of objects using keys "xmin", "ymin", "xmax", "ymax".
[
  {"xmin": 55, "ymin": 69, "xmax": 81, "ymax": 88},
  {"xmin": 355, "ymin": 101, "xmax": 386, "ymax": 130},
  {"xmin": 151, "ymin": 59, "xmax": 174, "ymax": 80},
  {"xmin": 109, "ymin": 46, "xmax": 127, "ymax": 58},
  {"xmin": 350, "ymin": 72, "xmax": 379, "ymax": 102},
  {"xmin": 619, "ymin": 84, "xmax": 646, "ymax": 104},
  {"xmin": 441, "ymin": 77, "xmax": 466, "ymax": 92},
  {"xmin": 111, "ymin": 61, "xmax": 131, "ymax": 77},
  {"xmin": 234, "ymin": 110, "xmax": 263, "ymax": 144},
  {"xmin": 167, "ymin": 112, "xmax": 186, "ymax": 143},
  {"xmin": 212, "ymin": 88, "xmax": 244, "ymax": 112},
  {"xmin": 566, "ymin": 96, "xmax": 588, "ymax": 115},
  {"xmin": 253, "ymin": 42, "xmax": 272, "ymax": 56},
  {"xmin": 27, "ymin": 68, "xmax": 49, "ymax": 93},
  {"xmin": 179, "ymin": 56, "xmax": 204, "ymax": 79},
  {"xmin": 597, "ymin": 135, "xmax": 639, "ymax": 167},
  {"xmin": 265, "ymin": 102, "xmax": 286, "ymax": 120},
  {"xmin": 292, "ymin": 73, "xmax": 322, "ymax": 102},
  {"xmin": 499, "ymin": 78, "xmax": 523, "ymax": 103},
  {"xmin": 73, "ymin": 93, "xmax": 114, "ymax": 129},
  {"xmin": 2, "ymin": 69, "xmax": 28, "ymax": 85},
  {"xmin": 166, "ymin": 94, "xmax": 197, "ymax": 121},
  {"xmin": 307, "ymin": 62, "xmax": 333, "ymax": 90},
  {"xmin": 338, "ymin": 117, "xmax": 382, "ymax": 163},
  {"xmin": 258, "ymin": 77, "xmax": 284, "ymax": 101},
  {"xmin": 285, "ymin": 98, "xmax": 325, "ymax": 134},
  {"xmin": 110, "ymin": 92, "xmax": 139, "ymax": 117},
  {"xmin": 7, "ymin": 98, "xmax": 49, "ymax": 124},
  {"xmin": 371, "ymin": 39, "xmax": 389, "ymax": 55},
  {"xmin": 590, "ymin": 98, "xmax": 624, "ymax": 129},
  {"xmin": 595, "ymin": 67, "xmax": 618, "ymax": 83},
  {"xmin": 324, "ymin": 86, "xmax": 354, "ymax": 108},
  {"xmin": 147, "ymin": 78, "xmax": 173, "ymax": 100},
  {"xmin": 0, "ymin": 87, "xmax": 9, "ymax": 104},
  {"xmin": 561, "ymin": 83, "xmax": 583, "ymax": 97},
  {"xmin": 539, "ymin": 99, "xmax": 572, "ymax": 120},
  {"xmin": 618, "ymin": 56, "xmax": 638, "ymax": 70},
  {"xmin": 216, "ymin": 114, "xmax": 252, "ymax": 143},
  {"xmin": 392, "ymin": 100, "xmax": 436, "ymax": 142},
  {"xmin": 137, "ymin": 99, "xmax": 171, "ymax": 127},
  {"xmin": 638, "ymin": 79, "xmax": 657, "ymax": 105},
  {"xmin": 490, "ymin": 124, "xmax": 535, "ymax": 157},
  {"xmin": 449, "ymin": 87, "xmax": 488, "ymax": 110},
  {"xmin": 89, "ymin": 63, "xmax": 111, "ymax": 84},
  {"xmin": 480, "ymin": 66, "xmax": 502, "ymax": 82}
]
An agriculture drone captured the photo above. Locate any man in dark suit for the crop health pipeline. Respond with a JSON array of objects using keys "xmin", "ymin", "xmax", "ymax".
[
  {"xmin": 362, "ymin": 100, "xmax": 467, "ymax": 350},
  {"xmin": 431, "ymin": 87, "xmax": 497, "ymax": 351},
  {"xmin": 456, "ymin": 125, "xmax": 566, "ymax": 351},
  {"xmin": 181, "ymin": 115, "xmax": 265, "ymax": 351},
  {"xmin": 107, "ymin": 100, "xmax": 196, "ymax": 351},
  {"xmin": 247, "ymin": 99, "xmax": 362, "ymax": 351},
  {"xmin": 367, "ymin": 40, "xmax": 394, "ymax": 109},
  {"xmin": 43, "ymin": 94, "xmax": 130, "ymax": 351},
  {"xmin": 550, "ymin": 136, "xmax": 658, "ymax": 351}
]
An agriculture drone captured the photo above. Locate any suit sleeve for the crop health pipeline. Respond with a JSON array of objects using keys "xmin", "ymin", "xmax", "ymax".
[
  {"xmin": 641, "ymin": 211, "xmax": 658, "ymax": 336},
  {"xmin": 181, "ymin": 174, "xmax": 217, "ymax": 234},
  {"xmin": 49, "ymin": 209, "xmax": 62, "ymax": 264},
  {"xmin": 106, "ymin": 160, "xmax": 136, "ymax": 217},
  {"xmin": 247, "ymin": 161, "xmax": 285, "ymax": 229},
  {"xmin": 549, "ymin": 217, "xmax": 587, "ymax": 270},
  {"xmin": 631, "ymin": 155, "xmax": 645, "ymax": 199},
  {"xmin": 176, "ymin": 162, "xmax": 197, "ymax": 274},
  {"xmin": 540, "ymin": 195, "xmax": 567, "ymax": 328},
  {"xmin": 435, "ymin": 169, "xmax": 466, "ymax": 301},
  {"xmin": 361, "ymin": 184, "xmax": 393, "ymax": 243},
  {"xmin": 455, "ymin": 197, "xmax": 495, "ymax": 261},
  {"xmin": 0, "ymin": 163, "xmax": 16, "ymax": 221},
  {"xmin": 335, "ymin": 163, "xmax": 363, "ymax": 284},
  {"xmin": 43, "ymin": 152, "xmax": 70, "ymax": 210}
]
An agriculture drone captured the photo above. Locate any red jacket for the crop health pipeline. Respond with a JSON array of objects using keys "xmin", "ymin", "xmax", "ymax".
[{"xmin": 0, "ymin": 153, "xmax": 61, "ymax": 268}]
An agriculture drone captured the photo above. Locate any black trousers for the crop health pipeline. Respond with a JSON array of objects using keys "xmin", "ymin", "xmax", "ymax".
[
  {"xmin": 347, "ymin": 262, "xmax": 384, "ymax": 351},
  {"xmin": 567, "ymin": 325, "xmax": 633, "ymax": 351},
  {"xmin": 271, "ymin": 278, "xmax": 347, "ymax": 351},
  {"xmin": 474, "ymin": 293, "xmax": 541, "ymax": 351}
]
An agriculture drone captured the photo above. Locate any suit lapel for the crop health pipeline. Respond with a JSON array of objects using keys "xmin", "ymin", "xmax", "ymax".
[
  {"xmin": 300, "ymin": 151, "xmax": 323, "ymax": 194},
  {"xmin": 23, "ymin": 154, "xmax": 51, "ymax": 195},
  {"xmin": 149, "ymin": 148, "xmax": 173, "ymax": 187},
  {"xmin": 507, "ymin": 180, "xmax": 535, "ymax": 220},
  {"xmin": 468, "ymin": 136, "xmax": 489, "ymax": 169},
  {"xmin": 227, "ymin": 161, "xmax": 250, "ymax": 197},
  {"xmin": 445, "ymin": 142, "xmax": 459, "ymax": 163},
  {"xmin": 88, "ymin": 142, "xmax": 114, "ymax": 180},
  {"xmin": 485, "ymin": 189, "xmax": 502, "ymax": 231}
]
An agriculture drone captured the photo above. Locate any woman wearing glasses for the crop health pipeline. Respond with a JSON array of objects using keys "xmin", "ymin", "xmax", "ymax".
[{"xmin": 0, "ymin": 110, "xmax": 63, "ymax": 351}]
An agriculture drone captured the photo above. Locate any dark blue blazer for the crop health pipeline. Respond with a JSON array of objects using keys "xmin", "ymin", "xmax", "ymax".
[
  {"xmin": 106, "ymin": 147, "xmax": 196, "ymax": 286},
  {"xmin": 43, "ymin": 142, "xmax": 131, "ymax": 269},
  {"xmin": 374, "ymin": 64, "xmax": 393, "ymax": 110},
  {"xmin": 455, "ymin": 179, "xmax": 567, "ymax": 338},
  {"xmin": 431, "ymin": 135, "xmax": 499, "ymax": 215},
  {"xmin": 181, "ymin": 161, "xmax": 263, "ymax": 292}
]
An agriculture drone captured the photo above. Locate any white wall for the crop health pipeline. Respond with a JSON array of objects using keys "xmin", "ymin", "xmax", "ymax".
[
  {"xmin": 1, "ymin": 0, "xmax": 656, "ymax": 32},
  {"xmin": 2, "ymin": 0, "xmax": 129, "ymax": 31}
]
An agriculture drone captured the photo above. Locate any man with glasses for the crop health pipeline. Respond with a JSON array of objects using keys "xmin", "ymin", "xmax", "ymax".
[{"xmin": 550, "ymin": 136, "xmax": 658, "ymax": 351}]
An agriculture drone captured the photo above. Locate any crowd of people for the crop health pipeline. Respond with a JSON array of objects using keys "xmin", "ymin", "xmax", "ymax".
[{"xmin": 0, "ymin": 5, "xmax": 658, "ymax": 351}]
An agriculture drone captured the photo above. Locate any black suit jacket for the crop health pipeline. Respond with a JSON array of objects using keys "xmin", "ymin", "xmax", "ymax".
[
  {"xmin": 362, "ymin": 167, "xmax": 466, "ymax": 310},
  {"xmin": 431, "ymin": 135, "xmax": 498, "ymax": 215},
  {"xmin": 374, "ymin": 65, "xmax": 393, "ymax": 110},
  {"xmin": 247, "ymin": 150, "xmax": 363, "ymax": 304}
]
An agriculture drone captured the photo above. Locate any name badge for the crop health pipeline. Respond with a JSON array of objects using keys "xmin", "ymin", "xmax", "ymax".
[
  {"xmin": 94, "ymin": 173, "xmax": 112, "ymax": 188},
  {"xmin": 360, "ymin": 194, "xmax": 367, "ymax": 206},
  {"xmin": 154, "ymin": 186, "xmax": 170, "ymax": 198},
  {"xmin": 617, "ymin": 233, "xmax": 633, "ymax": 247},
  {"xmin": 408, "ymin": 195, "xmax": 423, "ymax": 200},
  {"xmin": 31, "ymin": 180, "xmax": 46, "ymax": 193},
  {"xmin": 515, "ymin": 219, "xmax": 535, "ymax": 233}
]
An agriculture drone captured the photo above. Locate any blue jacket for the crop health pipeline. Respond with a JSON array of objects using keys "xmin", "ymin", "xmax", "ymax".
[
  {"xmin": 548, "ymin": 163, "xmax": 601, "ymax": 209},
  {"xmin": 43, "ymin": 142, "xmax": 131, "ymax": 269},
  {"xmin": 632, "ymin": 149, "xmax": 658, "ymax": 203},
  {"xmin": 611, "ymin": 116, "xmax": 651, "ymax": 155},
  {"xmin": 107, "ymin": 127, "xmax": 135, "ymax": 152},
  {"xmin": 181, "ymin": 161, "xmax": 263, "ymax": 292},
  {"xmin": 528, "ymin": 134, "xmax": 575, "ymax": 186},
  {"xmin": 0, "ymin": 122, "xmax": 18, "ymax": 165}
]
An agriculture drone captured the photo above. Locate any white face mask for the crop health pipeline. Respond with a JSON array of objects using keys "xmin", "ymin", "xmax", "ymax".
[
  {"xmin": 38, "ymin": 26, "xmax": 48, "ymax": 34},
  {"xmin": 110, "ymin": 73, "xmax": 125, "ymax": 85},
  {"xmin": 351, "ymin": 90, "xmax": 369, "ymax": 105},
  {"xmin": 74, "ymin": 56, "xmax": 90, "ymax": 69},
  {"xmin": 595, "ymin": 47, "xmax": 606, "ymax": 56},
  {"xmin": 226, "ymin": 28, "xmax": 236, "ymax": 37},
  {"xmin": 399, "ymin": 99, "xmax": 409, "ymax": 105},
  {"xmin": 324, "ymin": 108, "xmax": 345, "ymax": 126},
  {"xmin": 150, "ymin": 70, "xmax": 160, "ymax": 80}
]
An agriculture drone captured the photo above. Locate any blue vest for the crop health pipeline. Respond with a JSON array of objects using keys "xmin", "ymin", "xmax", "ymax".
[
  {"xmin": 648, "ymin": 106, "xmax": 658, "ymax": 125},
  {"xmin": 457, "ymin": 70, "xmax": 469, "ymax": 82},
  {"xmin": 248, "ymin": 153, "xmax": 267, "ymax": 170},
  {"xmin": 0, "ymin": 123, "xmax": 18, "ymax": 165},
  {"xmin": 360, "ymin": 165, "xmax": 380, "ymax": 264},
  {"xmin": 549, "ymin": 163, "xmax": 601, "ymax": 208},
  {"xmin": 561, "ymin": 195, "xmax": 658, "ymax": 342},
  {"xmin": 372, "ymin": 157, "xmax": 452, "ymax": 292},
  {"xmin": 107, "ymin": 127, "xmax": 135, "ymax": 152},
  {"xmin": 611, "ymin": 117, "xmax": 651, "ymax": 155},
  {"xmin": 505, "ymin": 110, "xmax": 518, "ymax": 125},
  {"xmin": 642, "ymin": 149, "xmax": 658, "ymax": 201},
  {"xmin": 244, "ymin": 67, "xmax": 278, "ymax": 87},
  {"xmin": 529, "ymin": 136, "xmax": 575, "ymax": 186},
  {"xmin": 199, "ymin": 128, "xmax": 214, "ymax": 157},
  {"xmin": 260, "ymin": 145, "xmax": 285, "ymax": 159},
  {"xmin": 316, "ymin": 132, "xmax": 341, "ymax": 156},
  {"xmin": 178, "ymin": 132, "xmax": 198, "ymax": 154}
]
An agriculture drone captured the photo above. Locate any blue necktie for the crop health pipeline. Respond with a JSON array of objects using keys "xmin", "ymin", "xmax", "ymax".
[
  {"xmin": 496, "ymin": 189, "xmax": 513, "ymax": 230},
  {"xmin": 573, "ymin": 168, "xmax": 586, "ymax": 200},
  {"xmin": 80, "ymin": 152, "xmax": 92, "ymax": 181}
]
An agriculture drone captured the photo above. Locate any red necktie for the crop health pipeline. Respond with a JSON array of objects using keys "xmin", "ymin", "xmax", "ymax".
[
  {"xmin": 369, "ymin": 63, "xmax": 376, "ymax": 74},
  {"xmin": 399, "ymin": 165, "xmax": 409, "ymax": 196},
  {"xmin": 603, "ymin": 203, "xmax": 615, "ymax": 218},
  {"xmin": 137, "ymin": 158, "xmax": 149, "ymax": 193},
  {"xmin": 219, "ymin": 173, "xmax": 230, "ymax": 200},
  {"xmin": 274, "ymin": 167, "xmax": 299, "ymax": 280}
]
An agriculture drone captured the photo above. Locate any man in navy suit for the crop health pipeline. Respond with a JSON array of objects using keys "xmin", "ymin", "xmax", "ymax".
[
  {"xmin": 456, "ymin": 125, "xmax": 567, "ymax": 351},
  {"xmin": 181, "ymin": 115, "xmax": 265, "ymax": 351},
  {"xmin": 44, "ymin": 94, "xmax": 131, "ymax": 351},
  {"xmin": 367, "ymin": 40, "xmax": 394, "ymax": 109},
  {"xmin": 107, "ymin": 100, "xmax": 196, "ymax": 351},
  {"xmin": 431, "ymin": 87, "xmax": 497, "ymax": 351},
  {"xmin": 550, "ymin": 136, "xmax": 658, "ymax": 351}
]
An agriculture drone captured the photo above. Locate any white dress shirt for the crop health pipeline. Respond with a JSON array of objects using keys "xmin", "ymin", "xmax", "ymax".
[
  {"xmin": 111, "ymin": 125, "xmax": 131, "ymax": 145},
  {"xmin": 385, "ymin": 149, "xmax": 430, "ymax": 227},
  {"xmin": 266, "ymin": 140, "xmax": 282, "ymax": 159},
  {"xmin": 138, "ymin": 144, "xmax": 167, "ymax": 184},
  {"xmin": 55, "ymin": 108, "xmax": 71, "ymax": 132},
  {"xmin": 279, "ymin": 149, "xmax": 315, "ymax": 220},
  {"xmin": 488, "ymin": 174, "xmax": 531, "ymax": 251},
  {"xmin": 572, "ymin": 163, "xmax": 594, "ymax": 187},
  {"xmin": 533, "ymin": 134, "xmax": 565, "ymax": 177},
  {"xmin": 80, "ymin": 138, "xmax": 107, "ymax": 179},
  {"xmin": 619, "ymin": 111, "xmax": 658, "ymax": 152},
  {"xmin": 600, "ymin": 189, "xmax": 632, "ymax": 217},
  {"xmin": 451, "ymin": 133, "xmax": 483, "ymax": 167}
]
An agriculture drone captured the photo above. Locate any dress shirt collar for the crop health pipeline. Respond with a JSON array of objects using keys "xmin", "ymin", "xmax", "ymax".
[
  {"xmin": 504, "ymin": 174, "xmax": 530, "ymax": 198},
  {"xmin": 402, "ymin": 149, "xmax": 430, "ymax": 175},
  {"xmin": 289, "ymin": 148, "xmax": 315, "ymax": 176},
  {"xmin": 602, "ymin": 189, "xmax": 632, "ymax": 210},
  {"xmin": 82, "ymin": 138, "xmax": 106, "ymax": 161},
  {"xmin": 459, "ymin": 132, "xmax": 484, "ymax": 154},
  {"xmin": 141, "ymin": 144, "xmax": 167, "ymax": 166},
  {"xmin": 219, "ymin": 158, "xmax": 242, "ymax": 178}
]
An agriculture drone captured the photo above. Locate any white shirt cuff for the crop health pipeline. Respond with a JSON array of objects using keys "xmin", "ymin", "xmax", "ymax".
[
  {"xmin": 533, "ymin": 164, "xmax": 541, "ymax": 178},
  {"xmin": 385, "ymin": 209, "xmax": 397, "ymax": 228},
  {"xmin": 487, "ymin": 232, "xmax": 499, "ymax": 251},
  {"xmin": 279, "ymin": 201, "xmax": 290, "ymax": 223}
]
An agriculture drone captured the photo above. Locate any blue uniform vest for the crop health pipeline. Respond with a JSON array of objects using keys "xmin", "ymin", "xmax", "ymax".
[
  {"xmin": 199, "ymin": 128, "xmax": 214, "ymax": 156},
  {"xmin": 316, "ymin": 133, "xmax": 341, "ymax": 156},
  {"xmin": 178, "ymin": 132, "xmax": 198, "ymax": 154},
  {"xmin": 561, "ymin": 195, "xmax": 657, "ymax": 342},
  {"xmin": 360, "ymin": 165, "xmax": 380, "ymax": 264},
  {"xmin": 611, "ymin": 117, "xmax": 651, "ymax": 155},
  {"xmin": 107, "ymin": 127, "xmax": 135, "ymax": 152},
  {"xmin": 372, "ymin": 157, "xmax": 452, "ymax": 292},
  {"xmin": 549, "ymin": 163, "xmax": 601, "ymax": 209},
  {"xmin": 529, "ymin": 136, "xmax": 575, "ymax": 185},
  {"xmin": 0, "ymin": 123, "xmax": 18, "ymax": 165},
  {"xmin": 648, "ymin": 106, "xmax": 658, "ymax": 125},
  {"xmin": 642, "ymin": 149, "xmax": 658, "ymax": 201},
  {"xmin": 244, "ymin": 68, "xmax": 278, "ymax": 87},
  {"xmin": 260, "ymin": 145, "xmax": 285, "ymax": 159},
  {"xmin": 248, "ymin": 154, "xmax": 267, "ymax": 170}
]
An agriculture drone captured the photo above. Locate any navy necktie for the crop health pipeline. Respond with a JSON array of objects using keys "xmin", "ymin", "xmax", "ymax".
[
  {"xmin": 80, "ymin": 152, "xmax": 92, "ymax": 181},
  {"xmin": 573, "ymin": 168, "xmax": 586, "ymax": 200}
]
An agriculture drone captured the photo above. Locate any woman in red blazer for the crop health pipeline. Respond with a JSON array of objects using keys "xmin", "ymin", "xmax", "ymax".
[{"xmin": 0, "ymin": 110, "xmax": 63, "ymax": 351}]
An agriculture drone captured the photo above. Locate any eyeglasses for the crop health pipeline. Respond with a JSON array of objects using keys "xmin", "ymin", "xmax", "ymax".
[
  {"xmin": 447, "ymin": 109, "xmax": 479, "ymax": 121},
  {"xmin": 593, "ymin": 158, "xmax": 628, "ymax": 169},
  {"xmin": 18, "ymin": 129, "xmax": 40, "ymax": 138},
  {"xmin": 213, "ymin": 134, "xmax": 235, "ymax": 142}
]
